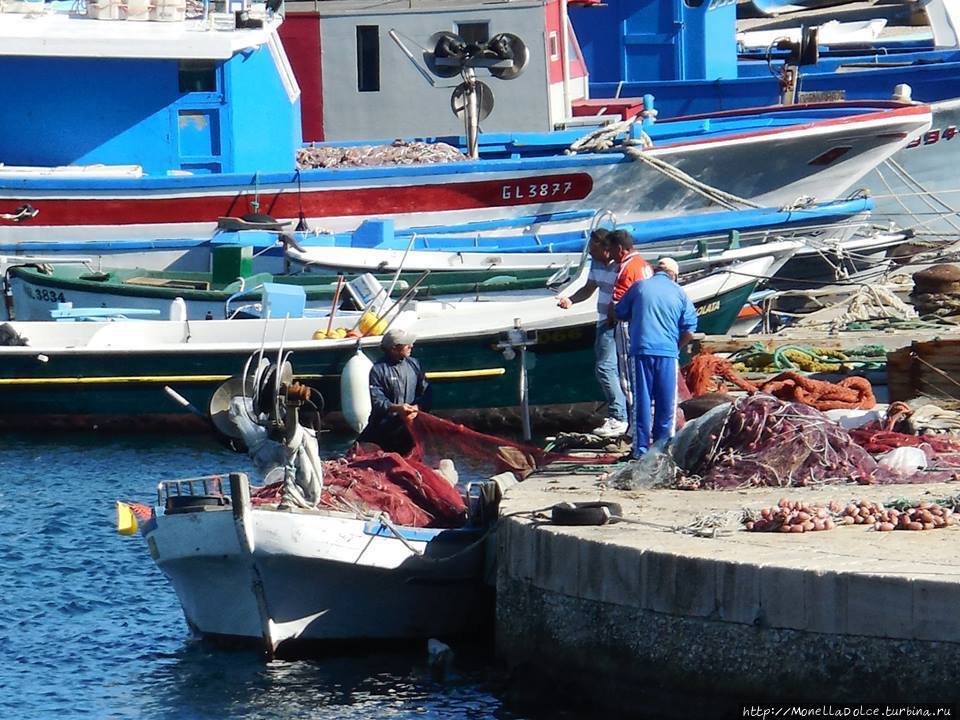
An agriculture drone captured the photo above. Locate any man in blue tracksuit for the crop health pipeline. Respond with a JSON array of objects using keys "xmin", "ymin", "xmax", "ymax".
[{"xmin": 614, "ymin": 257, "xmax": 697, "ymax": 458}]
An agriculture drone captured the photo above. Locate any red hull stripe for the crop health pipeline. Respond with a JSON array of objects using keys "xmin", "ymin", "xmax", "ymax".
[{"xmin": 2, "ymin": 173, "xmax": 594, "ymax": 227}]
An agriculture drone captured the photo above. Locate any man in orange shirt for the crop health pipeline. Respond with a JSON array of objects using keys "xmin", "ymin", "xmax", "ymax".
[
  {"xmin": 606, "ymin": 230, "xmax": 653, "ymax": 441},
  {"xmin": 607, "ymin": 230, "xmax": 654, "ymax": 324}
]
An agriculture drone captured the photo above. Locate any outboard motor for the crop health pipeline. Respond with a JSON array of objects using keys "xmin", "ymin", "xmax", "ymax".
[{"xmin": 210, "ymin": 353, "xmax": 326, "ymax": 509}]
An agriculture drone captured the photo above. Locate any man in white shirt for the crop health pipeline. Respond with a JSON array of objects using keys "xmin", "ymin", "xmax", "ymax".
[{"xmin": 556, "ymin": 229, "xmax": 629, "ymax": 438}]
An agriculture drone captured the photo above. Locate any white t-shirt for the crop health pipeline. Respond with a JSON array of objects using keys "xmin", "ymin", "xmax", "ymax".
[{"xmin": 588, "ymin": 260, "xmax": 617, "ymax": 322}]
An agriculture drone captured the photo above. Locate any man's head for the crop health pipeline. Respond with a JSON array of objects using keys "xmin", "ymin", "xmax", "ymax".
[
  {"xmin": 606, "ymin": 229, "xmax": 634, "ymax": 262},
  {"xmin": 588, "ymin": 228, "xmax": 610, "ymax": 263},
  {"xmin": 381, "ymin": 328, "xmax": 417, "ymax": 361},
  {"xmin": 656, "ymin": 257, "xmax": 680, "ymax": 281}
]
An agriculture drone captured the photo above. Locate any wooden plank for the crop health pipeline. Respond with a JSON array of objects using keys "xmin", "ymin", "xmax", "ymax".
[{"xmin": 126, "ymin": 276, "xmax": 209, "ymax": 290}]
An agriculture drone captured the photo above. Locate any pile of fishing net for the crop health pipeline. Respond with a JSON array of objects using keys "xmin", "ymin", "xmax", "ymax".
[
  {"xmin": 251, "ymin": 412, "xmax": 590, "ymax": 528},
  {"xmin": 296, "ymin": 141, "xmax": 467, "ymax": 169},
  {"xmin": 614, "ymin": 395, "xmax": 960, "ymax": 491},
  {"xmin": 682, "ymin": 351, "xmax": 875, "ymax": 411}
]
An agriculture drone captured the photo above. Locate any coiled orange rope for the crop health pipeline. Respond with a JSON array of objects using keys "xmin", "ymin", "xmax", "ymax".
[{"xmin": 683, "ymin": 352, "xmax": 875, "ymax": 411}]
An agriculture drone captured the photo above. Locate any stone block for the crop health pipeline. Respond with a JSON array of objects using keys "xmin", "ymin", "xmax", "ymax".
[
  {"xmin": 715, "ymin": 559, "xmax": 761, "ymax": 626},
  {"xmin": 672, "ymin": 555, "xmax": 717, "ymax": 619},
  {"xmin": 912, "ymin": 578, "xmax": 960, "ymax": 643},
  {"xmin": 758, "ymin": 565, "xmax": 806, "ymax": 631},
  {"xmin": 532, "ymin": 528, "xmax": 580, "ymax": 596},
  {"xmin": 644, "ymin": 550, "xmax": 677, "ymax": 614},
  {"xmin": 846, "ymin": 573, "xmax": 913, "ymax": 639},
  {"xmin": 575, "ymin": 537, "xmax": 607, "ymax": 604},
  {"xmin": 598, "ymin": 543, "xmax": 644, "ymax": 607},
  {"xmin": 804, "ymin": 570, "xmax": 847, "ymax": 636},
  {"xmin": 503, "ymin": 519, "xmax": 536, "ymax": 581}
]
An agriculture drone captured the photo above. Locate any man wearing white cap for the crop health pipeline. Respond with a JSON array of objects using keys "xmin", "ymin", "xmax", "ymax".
[
  {"xmin": 357, "ymin": 328, "xmax": 431, "ymax": 454},
  {"xmin": 614, "ymin": 257, "xmax": 697, "ymax": 458}
]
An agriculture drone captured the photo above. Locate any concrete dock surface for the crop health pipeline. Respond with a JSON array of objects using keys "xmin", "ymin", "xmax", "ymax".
[{"xmin": 495, "ymin": 463, "xmax": 960, "ymax": 716}]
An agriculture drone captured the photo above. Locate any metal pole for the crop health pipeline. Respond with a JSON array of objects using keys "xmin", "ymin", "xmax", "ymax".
[
  {"xmin": 464, "ymin": 69, "xmax": 479, "ymax": 160},
  {"xmin": 560, "ymin": 0, "xmax": 572, "ymax": 123},
  {"xmin": 519, "ymin": 344, "xmax": 531, "ymax": 442}
]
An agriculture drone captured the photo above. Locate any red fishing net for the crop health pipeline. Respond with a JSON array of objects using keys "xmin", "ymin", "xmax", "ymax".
[
  {"xmin": 250, "ymin": 413, "xmax": 600, "ymax": 528},
  {"xmin": 848, "ymin": 425, "xmax": 960, "ymax": 467},
  {"xmin": 684, "ymin": 395, "xmax": 954, "ymax": 489}
]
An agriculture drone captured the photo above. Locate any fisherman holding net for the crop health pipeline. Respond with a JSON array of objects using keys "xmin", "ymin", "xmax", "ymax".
[
  {"xmin": 614, "ymin": 257, "xmax": 697, "ymax": 458},
  {"xmin": 357, "ymin": 328, "xmax": 432, "ymax": 454}
]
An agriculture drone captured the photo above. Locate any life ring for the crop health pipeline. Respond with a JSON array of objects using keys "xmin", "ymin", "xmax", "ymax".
[{"xmin": 550, "ymin": 501, "xmax": 622, "ymax": 526}]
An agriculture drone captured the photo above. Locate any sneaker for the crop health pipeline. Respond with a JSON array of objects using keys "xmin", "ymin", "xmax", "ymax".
[{"xmin": 592, "ymin": 418, "xmax": 629, "ymax": 438}]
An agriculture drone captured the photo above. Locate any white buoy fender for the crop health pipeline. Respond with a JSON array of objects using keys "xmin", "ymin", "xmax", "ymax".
[{"xmin": 341, "ymin": 349, "xmax": 374, "ymax": 433}]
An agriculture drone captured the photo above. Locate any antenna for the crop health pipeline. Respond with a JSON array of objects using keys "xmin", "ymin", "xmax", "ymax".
[{"xmin": 403, "ymin": 29, "xmax": 530, "ymax": 159}]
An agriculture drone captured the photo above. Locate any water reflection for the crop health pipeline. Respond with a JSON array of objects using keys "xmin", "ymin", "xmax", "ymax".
[{"xmin": 132, "ymin": 639, "xmax": 526, "ymax": 720}]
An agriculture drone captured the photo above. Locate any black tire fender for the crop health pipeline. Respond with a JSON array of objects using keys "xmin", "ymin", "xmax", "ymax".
[{"xmin": 550, "ymin": 501, "xmax": 622, "ymax": 526}]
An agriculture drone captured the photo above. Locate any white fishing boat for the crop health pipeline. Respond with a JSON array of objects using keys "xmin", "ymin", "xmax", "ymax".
[
  {"xmin": 138, "ymin": 349, "xmax": 501, "ymax": 651},
  {"xmin": 144, "ymin": 471, "xmax": 492, "ymax": 649}
]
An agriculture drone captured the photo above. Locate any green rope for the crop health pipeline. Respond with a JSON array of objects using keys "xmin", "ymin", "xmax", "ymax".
[{"xmin": 729, "ymin": 342, "xmax": 887, "ymax": 372}]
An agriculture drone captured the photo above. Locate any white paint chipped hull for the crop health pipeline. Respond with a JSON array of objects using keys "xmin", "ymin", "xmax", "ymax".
[{"xmin": 146, "ymin": 498, "xmax": 488, "ymax": 646}]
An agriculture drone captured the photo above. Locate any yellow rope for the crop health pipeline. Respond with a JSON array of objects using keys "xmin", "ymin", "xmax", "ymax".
[
  {"xmin": 0, "ymin": 367, "xmax": 506, "ymax": 385},
  {"xmin": 425, "ymin": 368, "xmax": 505, "ymax": 380}
]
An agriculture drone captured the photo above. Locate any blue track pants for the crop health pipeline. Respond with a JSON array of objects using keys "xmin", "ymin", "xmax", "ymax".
[{"xmin": 632, "ymin": 354, "xmax": 678, "ymax": 458}]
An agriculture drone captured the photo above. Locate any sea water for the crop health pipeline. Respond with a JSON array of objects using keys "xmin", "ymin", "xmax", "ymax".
[{"xmin": 0, "ymin": 432, "xmax": 551, "ymax": 720}]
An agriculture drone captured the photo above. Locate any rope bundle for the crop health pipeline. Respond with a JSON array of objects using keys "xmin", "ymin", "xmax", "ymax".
[
  {"xmin": 566, "ymin": 119, "xmax": 760, "ymax": 211},
  {"xmin": 731, "ymin": 343, "xmax": 886, "ymax": 374},
  {"xmin": 683, "ymin": 351, "xmax": 876, "ymax": 410}
]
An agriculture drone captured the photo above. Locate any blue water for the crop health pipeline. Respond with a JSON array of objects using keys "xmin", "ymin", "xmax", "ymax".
[{"xmin": 0, "ymin": 432, "xmax": 540, "ymax": 720}]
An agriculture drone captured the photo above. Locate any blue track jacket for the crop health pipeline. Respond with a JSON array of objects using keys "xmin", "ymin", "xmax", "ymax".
[{"xmin": 614, "ymin": 272, "xmax": 698, "ymax": 358}]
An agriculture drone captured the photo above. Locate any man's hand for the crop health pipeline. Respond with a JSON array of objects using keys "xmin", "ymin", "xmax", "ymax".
[
  {"xmin": 556, "ymin": 296, "xmax": 572, "ymax": 309},
  {"xmin": 606, "ymin": 306, "xmax": 617, "ymax": 327},
  {"xmin": 392, "ymin": 403, "xmax": 419, "ymax": 419}
]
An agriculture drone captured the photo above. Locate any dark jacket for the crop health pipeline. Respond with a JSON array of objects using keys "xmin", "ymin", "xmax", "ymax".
[{"xmin": 358, "ymin": 356, "xmax": 432, "ymax": 453}]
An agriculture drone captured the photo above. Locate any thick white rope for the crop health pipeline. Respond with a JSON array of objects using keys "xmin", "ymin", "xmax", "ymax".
[{"xmin": 566, "ymin": 119, "xmax": 761, "ymax": 211}]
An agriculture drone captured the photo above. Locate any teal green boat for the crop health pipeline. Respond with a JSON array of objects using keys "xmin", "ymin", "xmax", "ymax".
[
  {"xmin": 7, "ymin": 239, "xmax": 800, "ymax": 322},
  {"xmin": 6, "ymin": 260, "xmax": 563, "ymax": 321},
  {"xmin": 0, "ymin": 253, "xmax": 779, "ymax": 430}
]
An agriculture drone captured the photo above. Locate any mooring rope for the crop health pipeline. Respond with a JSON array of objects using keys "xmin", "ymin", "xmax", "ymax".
[{"xmin": 567, "ymin": 121, "xmax": 761, "ymax": 211}]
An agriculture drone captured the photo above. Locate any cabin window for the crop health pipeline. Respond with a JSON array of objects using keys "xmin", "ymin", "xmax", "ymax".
[
  {"xmin": 178, "ymin": 61, "xmax": 217, "ymax": 93},
  {"xmin": 456, "ymin": 21, "xmax": 489, "ymax": 44},
  {"xmin": 549, "ymin": 31, "xmax": 560, "ymax": 60},
  {"xmin": 356, "ymin": 25, "xmax": 380, "ymax": 93}
]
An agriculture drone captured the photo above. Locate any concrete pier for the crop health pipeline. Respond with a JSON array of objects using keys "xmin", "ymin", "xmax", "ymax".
[{"xmin": 495, "ymin": 465, "xmax": 960, "ymax": 714}]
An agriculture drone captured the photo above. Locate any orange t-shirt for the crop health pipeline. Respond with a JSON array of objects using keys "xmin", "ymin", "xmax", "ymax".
[{"xmin": 612, "ymin": 252, "xmax": 654, "ymax": 301}]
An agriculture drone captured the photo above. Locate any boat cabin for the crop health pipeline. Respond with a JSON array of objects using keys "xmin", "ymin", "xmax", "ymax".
[
  {"xmin": 280, "ymin": 0, "xmax": 590, "ymax": 142},
  {"xmin": 0, "ymin": 4, "xmax": 301, "ymax": 175},
  {"xmin": 569, "ymin": 0, "xmax": 960, "ymax": 110},
  {"xmin": 569, "ymin": 0, "xmax": 737, "ymax": 87}
]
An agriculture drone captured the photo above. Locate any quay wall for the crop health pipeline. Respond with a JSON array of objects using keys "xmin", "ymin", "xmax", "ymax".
[{"xmin": 494, "ymin": 480, "xmax": 960, "ymax": 714}]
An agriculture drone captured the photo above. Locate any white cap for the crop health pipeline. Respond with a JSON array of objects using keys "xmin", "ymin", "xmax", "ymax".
[
  {"xmin": 656, "ymin": 257, "xmax": 680, "ymax": 276},
  {"xmin": 381, "ymin": 328, "xmax": 417, "ymax": 348}
]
